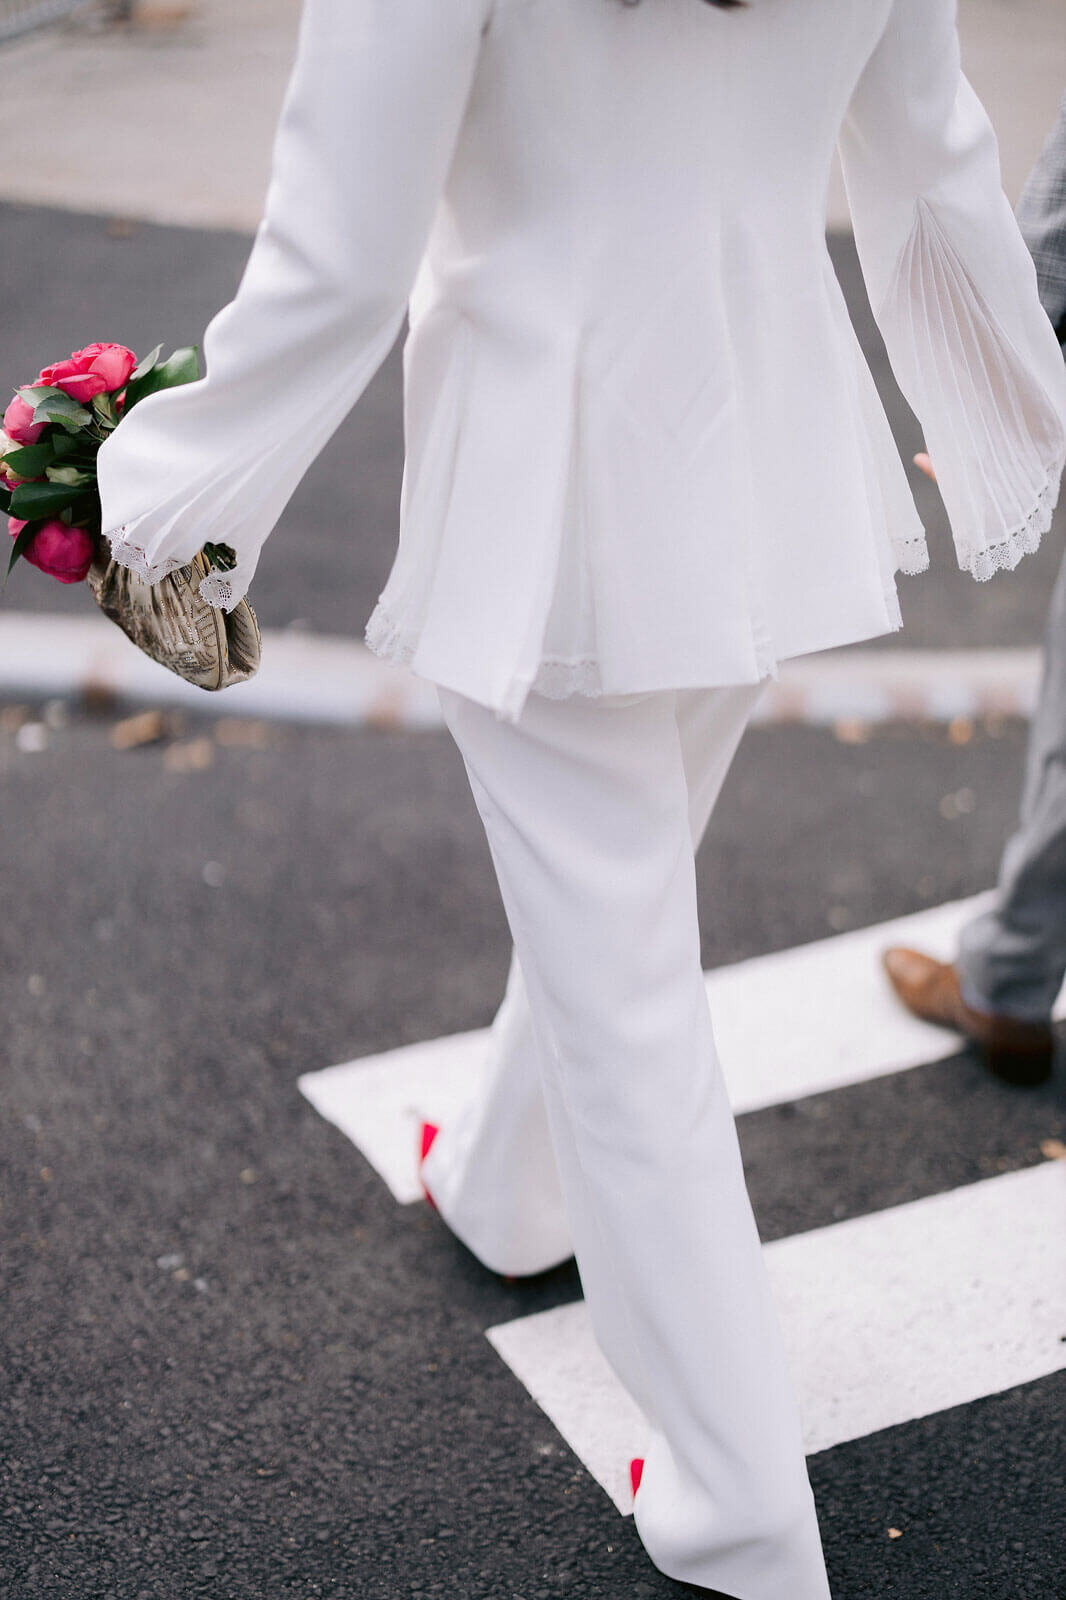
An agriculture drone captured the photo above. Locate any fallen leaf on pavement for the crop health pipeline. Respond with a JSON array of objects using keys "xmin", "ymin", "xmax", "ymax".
[
  {"xmin": 111, "ymin": 710, "xmax": 166, "ymax": 750},
  {"xmin": 214, "ymin": 719, "xmax": 273, "ymax": 748},
  {"xmin": 833, "ymin": 718, "xmax": 870, "ymax": 745},
  {"xmin": 164, "ymin": 738, "xmax": 215, "ymax": 773}
]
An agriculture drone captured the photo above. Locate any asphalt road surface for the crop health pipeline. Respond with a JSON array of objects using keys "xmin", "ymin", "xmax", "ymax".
[
  {"xmin": 3, "ymin": 160, "xmax": 1066, "ymax": 1600},
  {"xmin": 2, "ymin": 698, "xmax": 1064, "ymax": 1600}
]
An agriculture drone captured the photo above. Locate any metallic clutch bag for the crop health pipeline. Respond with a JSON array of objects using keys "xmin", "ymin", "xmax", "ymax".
[{"xmin": 87, "ymin": 546, "xmax": 261, "ymax": 691}]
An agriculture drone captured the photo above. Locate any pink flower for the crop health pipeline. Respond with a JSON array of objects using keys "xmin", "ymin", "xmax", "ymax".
[
  {"xmin": 3, "ymin": 394, "xmax": 45, "ymax": 446},
  {"xmin": 38, "ymin": 342, "xmax": 137, "ymax": 403},
  {"xmin": 9, "ymin": 516, "xmax": 95, "ymax": 585}
]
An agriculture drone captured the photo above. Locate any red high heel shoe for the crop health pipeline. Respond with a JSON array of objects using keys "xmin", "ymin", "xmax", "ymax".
[
  {"xmin": 418, "ymin": 1121, "xmax": 523, "ymax": 1286},
  {"xmin": 630, "ymin": 1457, "xmax": 644, "ymax": 1497},
  {"xmin": 419, "ymin": 1121, "xmax": 440, "ymax": 1210}
]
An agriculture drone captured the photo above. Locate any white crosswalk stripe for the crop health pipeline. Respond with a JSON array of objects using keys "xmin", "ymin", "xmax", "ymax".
[
  {"xmin": 298, "ymin": 896, "xmax": 1066, "ymax": 1520},
  {"xmin": 298, "ymin": 892, "xmax": 1066, "ymax": 1204},
  {"xmin": 488, "ymin": 1161, "xmax": 1066, "ymax": 1513}
]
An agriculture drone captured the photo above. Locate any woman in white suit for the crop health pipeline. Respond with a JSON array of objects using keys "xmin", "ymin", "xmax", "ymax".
[{"xmin": 96, "ymin": 0, "xmax": 1066, "ymax": 1594}]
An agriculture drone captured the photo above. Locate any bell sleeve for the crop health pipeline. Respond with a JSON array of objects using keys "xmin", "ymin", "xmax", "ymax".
[
  {"xmin": 837, "ymin": 0, "xmax": 1066, "ymax": 581},
  {"xmin": 95, "ymin": 0, "xmax": 491, "ymax": 611}
]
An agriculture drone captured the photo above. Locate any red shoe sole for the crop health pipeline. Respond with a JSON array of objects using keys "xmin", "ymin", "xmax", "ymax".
[{"xmin": 630, "ymin": 1456, "xmax": 644, "ymax": 1497}]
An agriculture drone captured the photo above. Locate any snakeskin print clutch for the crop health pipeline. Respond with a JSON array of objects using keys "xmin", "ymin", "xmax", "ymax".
[{"xmin": 87, "ymin": 546, "xmax": 261, "ymax": 691}]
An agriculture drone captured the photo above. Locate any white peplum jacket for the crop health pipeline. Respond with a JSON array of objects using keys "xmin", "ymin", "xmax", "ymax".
[{"xmin": 96, "ymin": 0, "xmax": 1066, "ymax": 721}]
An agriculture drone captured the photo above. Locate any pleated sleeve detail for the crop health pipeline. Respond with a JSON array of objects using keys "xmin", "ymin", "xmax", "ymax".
[
  {"xmin": 838, "ymin": 0, "xmax": 1066, "ymax": 586},
  {"xmin": 880, "ymin": 196, "xmax": 1066, "ymax": 581}
]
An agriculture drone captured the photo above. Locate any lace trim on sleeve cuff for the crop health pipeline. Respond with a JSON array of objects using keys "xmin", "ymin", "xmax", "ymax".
[
  {"xmin": 197, "ymin": 571, "xmax": 239, "ymax": 609},
  {"xmin": 104, "ymin": 522, "xmax": 191, "ymax": 586},
  {"xmin": 958, "ymin": 450, "xmax": 1063, "ymax": 581},
  {"xmin": 364, "ymin": 601, "xmax": 414, "ymax": 666},
  {"xmin": 104, "ymin": 522, "xmax": 246, "ymax": 612}
]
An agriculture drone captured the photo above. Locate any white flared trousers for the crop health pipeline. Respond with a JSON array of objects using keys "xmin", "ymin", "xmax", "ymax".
[{"xmin": 426, "ymin": 684, "xmax": 831, "ymax": 1600}]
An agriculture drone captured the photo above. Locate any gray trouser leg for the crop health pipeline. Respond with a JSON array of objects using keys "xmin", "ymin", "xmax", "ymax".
[{"xmin": 958, "ymin": 541, "xmax": 1066, "ymax": 1020}]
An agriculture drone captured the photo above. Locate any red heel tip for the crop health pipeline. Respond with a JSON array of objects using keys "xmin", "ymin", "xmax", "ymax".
[
  {"xmin": 420, "ymin": 1121, "xmax": 440, "ymax": 1163},
  {"xmin": 419, "ymin": 1122, "xmax": 440, "ymax": 1209},
  {"xmin": 629, "ymin": 1457, "xmax": 644, "ymax": 1496}
]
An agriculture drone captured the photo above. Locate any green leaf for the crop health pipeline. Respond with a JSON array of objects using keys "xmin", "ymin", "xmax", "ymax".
[
  {"xmin": 18, "ymin": 384, "xmax": 64, "ymax": 409},
  {"xmin": 4, "ymin": 442, "xmax": 54, "ymax": 477},
  {"xmin": 123, "ymin": 345, "xmax": 200, "ymax": 411},
  {"xmin": 16, "ymin": 388, "xmax": 89, "ymax": 436},
  {"xmin": 9, "ymin": 480, "xmax": 92, "ymax": 519},
  {"xmin": 160, "ymin": 345, "xmax": 200, "ymax": 386},
  {"xmin": 202, "ymin": 541, "xmax": 237, "ymax": 572},
  {"xmin": 4, "ymin": 519, "xmax": 40, "ymax": 585},
  {"xmin": 25, "ymin": 389, "xmax": 94, "ymax": 434},
  {"xmin": 128, "ymin": 343, "xmax": 163, "ymax": 384},
  {"xmin": 0, "ymin": 483, "xmax": 11, "ymax": 515},
  {"xmin": 49, "ymin": 432, "xmax": 82, "ymax": 460}
]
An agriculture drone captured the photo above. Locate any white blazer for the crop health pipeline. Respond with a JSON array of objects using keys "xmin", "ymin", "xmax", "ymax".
[{"xmin": 97, "ymin": 0, "xmax": 1066, "ymax": 721}]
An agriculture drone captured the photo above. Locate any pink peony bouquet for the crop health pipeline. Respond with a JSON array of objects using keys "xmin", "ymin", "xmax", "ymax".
[{"xmin": 2, "ymin": 340, "xmax": 233, "ymax": 590}]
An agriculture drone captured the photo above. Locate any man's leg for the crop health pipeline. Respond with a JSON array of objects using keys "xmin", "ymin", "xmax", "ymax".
[{"xmin": 958, "ymin": 543, "xmax": 1066, "ymax": 1021}]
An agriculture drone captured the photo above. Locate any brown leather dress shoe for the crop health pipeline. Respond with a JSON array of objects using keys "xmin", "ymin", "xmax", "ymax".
[{"xmin": 882, "ymin": 946, "xmax": 1054, "ymax": 1087}]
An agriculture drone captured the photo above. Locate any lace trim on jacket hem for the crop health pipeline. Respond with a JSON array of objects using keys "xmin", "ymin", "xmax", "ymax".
[
  {"xmin": 367, "ymin": 584, "xmax": 909, "ymax": 702},
  {"xmin": 367, "ymin": 605, "xmax": 610, "ymax": 698},
  {"xmin": 891, "ymin": 531, "xmax": 930, "ymax": 577},
  {"xmin": 529, "ymin": 656, "xmax": 604, "ymax": 698}
]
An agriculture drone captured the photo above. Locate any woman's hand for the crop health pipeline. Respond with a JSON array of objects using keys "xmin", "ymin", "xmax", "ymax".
[{"xmin": 913, "ymin": 450, "xmax": 937, "ymax": 483}]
